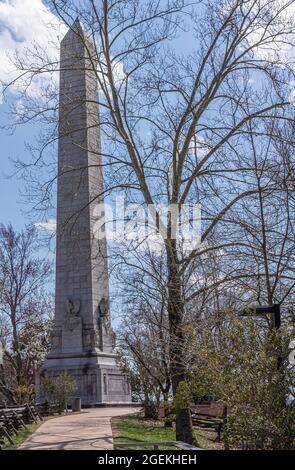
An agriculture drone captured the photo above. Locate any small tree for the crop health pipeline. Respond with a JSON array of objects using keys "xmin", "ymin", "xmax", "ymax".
[
  {"xmin": 116, "ymin": 247, "xmax": 173, "ymax": 424},
  {"xmin": 41, "ymin": 372, "xmax": 76, "ymax": 414},
  {"xmin": 0, "ymin": 224, "xmax": 53, "ymax": 404}
]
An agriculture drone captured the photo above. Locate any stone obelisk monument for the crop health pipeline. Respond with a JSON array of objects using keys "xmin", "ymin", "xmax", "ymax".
[{"xmin": 38, "ymin": 20, "xmax": 130, "ymax": 405}]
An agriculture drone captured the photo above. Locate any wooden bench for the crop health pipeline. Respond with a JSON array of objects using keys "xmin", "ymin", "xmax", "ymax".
[{"xmin": 191, "ymin": 402, "xmax": 227, "ymax": 442}]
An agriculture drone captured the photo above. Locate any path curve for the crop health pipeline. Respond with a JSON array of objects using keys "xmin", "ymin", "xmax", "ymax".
[{"xmin": 18, "ymin": 407, "xmax": 138, "ymax": 450}]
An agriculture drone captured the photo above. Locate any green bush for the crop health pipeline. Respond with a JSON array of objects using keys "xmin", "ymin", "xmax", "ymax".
[
  {"xmin": 173, "ymin": 381, "xmax": 192, "ymax": 411},
  {"xmin": 41, "ymin": 371, "xmax": 76, "ymax": 413},
  {"xmin": 189, "ymin": 312, "xmax": 295, "ymax": 449}
]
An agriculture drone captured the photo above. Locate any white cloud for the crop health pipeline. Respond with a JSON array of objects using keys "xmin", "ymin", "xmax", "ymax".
[
  {"xmin": 35, "ymin": 218, "xmax": 56, "ymax": 232},
  {"xmin": 97, "ymin": 57, "xmax": 125, "ymax": 90},
  {"xmin": 0, "ymin": 0, "xmax": 125, "ymax": 104},
  {"xmin": 245, "ymin": 1, "xmax": 295, "ymax": 65},
  {"xmin": 189, "ymin": 135, "xmax": 211, "ymax": 158},
  {"xmin": 0, "ymin": 0, "xmax": 66, "ymax": 101},
  {"xmin": 14, "ymin": 99, "xmax": 26, "ymax": 118},
  {"xmin": 218, "ymin": 1, "xmax": 295, "ymax": 67}
]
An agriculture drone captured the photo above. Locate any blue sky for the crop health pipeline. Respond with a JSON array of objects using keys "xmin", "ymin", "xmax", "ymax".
[
  {"xmin": 0, "ymin": 0, "xmax": 191, "ymax": 231},
  {"xmin": 0, "ymin": 0, "xmax": 64, "ymax": 231},
  {"xmin": 0, "ymin": 101, "xmax": 56, "ymax": 293},
  {"xmin": 0, "ymin": 1, "xmax": 128, "ymax": 311},
  {"xmin": 2, "ymin": 0, "xmax": 295, "ymax": 275},
  {"xmin": 0, "ymin": 101, "xmax": 34, "ymax": 229}
]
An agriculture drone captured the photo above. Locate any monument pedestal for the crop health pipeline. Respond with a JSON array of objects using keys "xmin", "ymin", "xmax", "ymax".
[{"xmin": 38, "ymin": 351, "xmax": 131, "ymax": 406}]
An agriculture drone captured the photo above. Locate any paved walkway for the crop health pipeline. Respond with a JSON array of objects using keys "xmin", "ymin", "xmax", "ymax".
[{"xmin": 19, "ymin": 407, "xmax": 138, "ymax": 450}]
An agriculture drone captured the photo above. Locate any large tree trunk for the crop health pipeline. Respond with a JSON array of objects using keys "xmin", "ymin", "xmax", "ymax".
[{"xmin": 166, "ymin": 239, "xmax": 194, "ymax": 444}]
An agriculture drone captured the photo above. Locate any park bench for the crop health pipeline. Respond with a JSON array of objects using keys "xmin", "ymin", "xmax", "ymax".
[{"xmin": 191, "ymin": 402, "xmax": 227, "ymax": 442}]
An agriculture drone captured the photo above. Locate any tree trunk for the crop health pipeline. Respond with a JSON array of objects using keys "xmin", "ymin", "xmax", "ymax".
[
  {"xmin": 166, "ymin": 239, "xmax": 194, "ymax": 444},
  {"xmin": 175, "ymin": 408, "xmax": 194, "ymax": 443},
  {"xmin": 163, "ymin": 391, "xmax": 173, "ymax": 427}
]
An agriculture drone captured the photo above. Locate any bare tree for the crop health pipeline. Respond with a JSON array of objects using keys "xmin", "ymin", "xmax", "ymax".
[
  {"xmin": 185, "ymin": 120, "xmax": 295, "ymax": 317},
  {"xmin": 116, "ymin": 246, "xmax": 172, "ymax": 423},
  {"xmin": 0, "ymin": 224, "xmax": 53, "ymax": 404}
]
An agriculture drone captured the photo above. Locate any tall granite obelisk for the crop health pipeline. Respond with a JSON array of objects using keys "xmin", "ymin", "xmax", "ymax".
[{"xmin": 38, "ymin": 20, "xmax": 131, "ymax": 405}]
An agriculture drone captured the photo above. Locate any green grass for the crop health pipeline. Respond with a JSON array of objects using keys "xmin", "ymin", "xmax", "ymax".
[
  {"xmin": 113, "ymin": 415, "xmax": 176, "ymax": 450},
  {"xmin": 2, "ymin": 421, "xmax": 44, "ymax": 450},
  {"xmin": 112, "ymin": 415, "xmax": 223, "ymax": 450}
]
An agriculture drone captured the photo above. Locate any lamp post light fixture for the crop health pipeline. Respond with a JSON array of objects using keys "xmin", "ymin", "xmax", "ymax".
[
  {"xmin": 239, "ymin": 303, "xmax": 282, "ymax": 370},
  {"xmin": 239, "ymin": 304, "xmax": 281, "ymax": 330}
]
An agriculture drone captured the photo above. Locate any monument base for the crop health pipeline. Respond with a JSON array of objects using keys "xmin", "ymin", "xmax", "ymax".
[{"xmin": 37, "ymin": 351, "xmax": 131, "ymax": 406}]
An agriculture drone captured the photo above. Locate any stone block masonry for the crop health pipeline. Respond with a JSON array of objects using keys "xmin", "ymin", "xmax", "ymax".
[{"xmin": 37, "ymin": 19, "xmax": 131, "ymax": 406}]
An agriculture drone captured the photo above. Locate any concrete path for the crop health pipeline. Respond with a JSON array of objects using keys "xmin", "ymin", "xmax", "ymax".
[{"xmin": 19, "ymin": 407, "xmax": 138, "ymax": 450}]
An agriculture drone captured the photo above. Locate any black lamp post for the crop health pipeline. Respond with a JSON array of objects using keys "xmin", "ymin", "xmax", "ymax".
[
  {"xmin": 239, "ymin": 303, "xmax": 282, "ymax": 369},
  {"xmin": 239, "ymin": 304, "xmax": 281, "ymax": 330}
]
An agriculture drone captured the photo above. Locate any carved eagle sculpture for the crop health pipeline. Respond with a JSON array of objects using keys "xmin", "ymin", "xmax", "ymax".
[
  {"xmin": 65, "ymin": 298, "xmax": 81, "ymax": 316},
  {"xmin": 98, "ymin": 297, "xmax": 108, "ymax": 318}
]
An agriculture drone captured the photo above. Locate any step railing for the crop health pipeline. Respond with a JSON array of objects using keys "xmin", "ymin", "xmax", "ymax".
[{"xmin": 114, "ymin": 441, "xmax": 203, "ymax": 450}]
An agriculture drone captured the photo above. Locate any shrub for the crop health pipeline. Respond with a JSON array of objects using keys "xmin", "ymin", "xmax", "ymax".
[{"xmin": 41, "ymin": 372, "xmax": 76, "ymax": 414}]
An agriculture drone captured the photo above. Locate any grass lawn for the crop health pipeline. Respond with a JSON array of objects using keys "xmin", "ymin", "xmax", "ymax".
[
  {"xmin": 112, "ymin": 414, "xmax": 223, "ymax": 450},
  {"xmin": 2, "ymin": 421, "xmax": 44, "ymax": 450}
]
